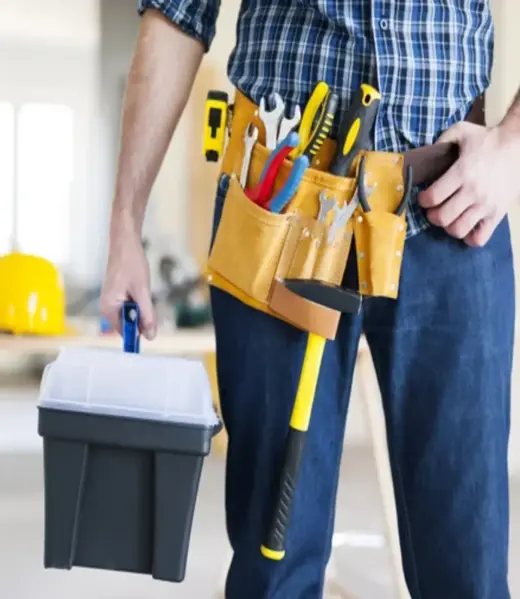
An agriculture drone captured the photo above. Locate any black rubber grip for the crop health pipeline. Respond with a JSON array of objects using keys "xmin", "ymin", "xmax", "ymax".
[
  {"xmin": 329, "ymin": 87, "xmax": 380, "ymax": 177},
  {"xmin": 263, "ymin": 429, "xmax": 306, "ymax": 554}
]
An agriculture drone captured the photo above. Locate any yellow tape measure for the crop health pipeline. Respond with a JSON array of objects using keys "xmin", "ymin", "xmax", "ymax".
[{"xmin": 203, "ymin": 90, "xmax": 229, "ymax": 162}]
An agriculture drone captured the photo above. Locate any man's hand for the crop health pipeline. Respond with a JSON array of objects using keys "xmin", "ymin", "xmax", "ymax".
[
  {"xmin": 100, "ymin": 222, "xmax": 157, "ymax": 340},
  {"xmin": 419, "ymin": 122, "xmax": 520, "ymax": 246}
]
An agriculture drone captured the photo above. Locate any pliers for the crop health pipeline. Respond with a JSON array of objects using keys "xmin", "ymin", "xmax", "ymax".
[
  {"xmin": 357, "ymin": 155, "xmax": 413, "ymax": 216},
  {"xmin": 246, "ymin": 132, "xmax": 310, "ymax": 213}
]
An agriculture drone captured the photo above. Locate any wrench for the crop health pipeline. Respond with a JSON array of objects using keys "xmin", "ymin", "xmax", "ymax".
[
  {"xmin": 278, "ymin": 105, "xmax": 302, "ymax": 144},
  {"xmin": 327, "ymin": 181, "xmax": 375, "ymax": 244},
  {"xmin": 259, "ymin": 92, "xmax": 285, "ymax": 151},
  {"xmin": 318, "ymin": 191, "xmax": 336, "ymax": 223},
  {"xmin": 240, "ymin": 123, "xmax": 259, "ymax": 188}
]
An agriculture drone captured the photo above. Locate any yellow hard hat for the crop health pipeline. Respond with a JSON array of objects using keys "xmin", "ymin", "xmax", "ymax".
[{"xmin": 0, "ymin": 252, "xmax": 74, "ymax": 336}]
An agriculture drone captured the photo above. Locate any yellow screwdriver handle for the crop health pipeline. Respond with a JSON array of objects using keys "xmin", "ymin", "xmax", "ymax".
[{"xmin": 290, "ymin": 81, "xmax": 330, "ymax": 159}]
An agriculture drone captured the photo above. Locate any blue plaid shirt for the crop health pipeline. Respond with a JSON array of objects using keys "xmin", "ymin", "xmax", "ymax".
[{"xmin": 138, "ymin": 0, "xmax": 494, "ymax": 237}]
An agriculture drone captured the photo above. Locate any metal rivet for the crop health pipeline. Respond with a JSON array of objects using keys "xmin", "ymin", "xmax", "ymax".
[
  {"xmin": 207, "ymin": 274, "xmax": 213, "ymax": 282},
  {"xmin": 359, "ymin": 252, "xmax": 365, "ymax": 259},
  {"xmin": 396, "ymin": 184, "xmax": 404, "ymax": 192},
  {"xmin": 358, "ymin": 216, "xmax": 363, "ymax": 222},
  {"xmin": 315, "ymin": 159, "xmax": 321, "ymax": 166},
  {"xmin": 361, "ymin": 282, "xmax": 367, "ymax": 289},
  {"xmin": 303, "ymin": 228, "xmax": 310, "ymax": 238},
  {"xmin": 396, "ymin": 251, "xmax": 402, "ymax": 257},
  {"xmin": 393, "ymin": 157, "xmax": 400, "ymax": 164},
  {"xmin": 390, "ymin": 283, "xmax": 396, "ymax": 290},
  {"xmin": 398, "ymin": 224, "xmax": 404, "ymax": 231}
]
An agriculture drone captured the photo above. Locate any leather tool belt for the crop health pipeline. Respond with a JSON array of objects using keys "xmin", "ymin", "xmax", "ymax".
[{"xmin": 205, "ymin": 90, "xmax": 485, "ymax": 338}]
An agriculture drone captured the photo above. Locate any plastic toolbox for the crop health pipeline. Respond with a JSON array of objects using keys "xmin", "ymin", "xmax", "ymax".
[{"xmin": 37, "ymin": 344, "xmax": 220, "ymax": 582}]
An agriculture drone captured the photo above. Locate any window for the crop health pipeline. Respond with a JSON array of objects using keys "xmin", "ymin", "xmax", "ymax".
[
  {"xmin": 0, "ymin": 102, "xmax": 15, "ymax": 255},
  {"xmin": 16, "ymin": 103, "xmax": 74, "ymax": 264}
]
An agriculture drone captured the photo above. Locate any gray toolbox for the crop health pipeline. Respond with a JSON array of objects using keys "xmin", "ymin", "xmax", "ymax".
[{"xmin": 37, "ymin": 303, "xmax": 220, "ymax": 583}]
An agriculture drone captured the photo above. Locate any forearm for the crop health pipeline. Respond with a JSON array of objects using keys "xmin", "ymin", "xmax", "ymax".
[{"xmin": 110, "ymin": 9, "xmax": 204, "ymax": 237}]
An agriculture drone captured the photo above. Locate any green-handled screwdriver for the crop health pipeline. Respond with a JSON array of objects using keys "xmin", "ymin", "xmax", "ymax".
[{"xmin": 329, "ymin": 84, "xmax": 381, "ymax": 176}]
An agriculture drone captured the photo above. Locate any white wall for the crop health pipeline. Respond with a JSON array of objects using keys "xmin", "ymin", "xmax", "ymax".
[{"xmin": 0, "ymin": 0, "xmax": 100, "ymax": 285}]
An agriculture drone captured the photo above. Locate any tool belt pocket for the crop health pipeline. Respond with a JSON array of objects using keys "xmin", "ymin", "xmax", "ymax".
[
  {"xmin": 206, "ymin": 174, "xmax": 353, "ymax": 334},
  {"xmin": 354, "ymin": 210, "xmax": 407, "ymax": 298},
  {"xmin": 278, "ymin": 214, "xmax": 352, "ymax": 285},
  {"xmin": 207, "ymin": 175, "xmax": 291, "ymax": 305}
]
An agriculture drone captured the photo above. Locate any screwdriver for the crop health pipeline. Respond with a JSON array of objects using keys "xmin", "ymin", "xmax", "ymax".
[
  {"xmin": 329, "ymin": 84, "xmax": 381, "ymax": 176},
  {"xmin": 290, "ymin": 81, "xmax": 338, "ymax": 161}
]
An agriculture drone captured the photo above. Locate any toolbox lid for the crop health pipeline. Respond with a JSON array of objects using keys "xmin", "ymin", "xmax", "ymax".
[{"xmin": 38, "ymin": 347, "xmax": 218, "ymax": 428}]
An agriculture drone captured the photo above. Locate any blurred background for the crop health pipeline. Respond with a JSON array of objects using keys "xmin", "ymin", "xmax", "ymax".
[{"xmin": 0, "ymin": 1, "xmax": 519, "ymax": 598}]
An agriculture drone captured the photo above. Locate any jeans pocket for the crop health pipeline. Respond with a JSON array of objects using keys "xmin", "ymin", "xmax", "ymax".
[{"xmin": 209, "ymin": 173, "xmax": 231, "ymax": 253}]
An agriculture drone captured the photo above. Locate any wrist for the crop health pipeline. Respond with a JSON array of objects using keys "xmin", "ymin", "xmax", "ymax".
[
  {"xmin": 495, "ymin": 120, "xmax": 520, "ymax": 154},
  {"xmin": 109, "ymin": 204, "xmax": 141, "ymax": 238}
]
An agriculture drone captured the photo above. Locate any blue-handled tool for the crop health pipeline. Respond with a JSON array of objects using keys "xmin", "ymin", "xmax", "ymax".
[
  {"xmin": 122, "ymin": 301, "xmax": 140, "ymax": 354},
  {"xmin": 269, "ymin": 154, "xmax": 310, "ymax": 214},
  {"xmin": 260, "ymin": 131, "xmax": 300, "ymax": 179}
]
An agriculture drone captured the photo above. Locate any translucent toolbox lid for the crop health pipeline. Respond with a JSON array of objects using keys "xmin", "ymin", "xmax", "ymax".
[{"xmin": 38, "ymin": 346, "xmax": 218, "ymax": 427}]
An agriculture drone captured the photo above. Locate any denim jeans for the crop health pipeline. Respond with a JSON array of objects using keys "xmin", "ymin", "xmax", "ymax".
[{"xmin": 209, "ymin": 174, "xmax": 514, "ymax": 599}]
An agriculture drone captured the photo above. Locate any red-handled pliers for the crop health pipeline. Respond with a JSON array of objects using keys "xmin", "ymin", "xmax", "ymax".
[{"xmin": 245, "ymin": 132, "xmax": 300, "ymax": 207}]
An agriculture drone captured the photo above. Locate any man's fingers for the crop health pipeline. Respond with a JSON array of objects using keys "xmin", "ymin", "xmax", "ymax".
[
  {"xmin": 425, "ymin": 189, "xmax": 473, "ymax": 229},
  {"xmin": 419, "ymin": 161, "xmax": 463, "ymax": 209},
  {"xmin": 131, "ymin": 288, "xmax": 157, "ymax": 340},
  {"xmin": 444, "ymin": 204, "xmax": 489, "ymax": 240},
  {"xmin": 464, "ymin": 212, "xmax": 503, "ymax": 247},
  {"xmin": 100, "ymin": 293, "xmax": 124, "ymax": 334},
  {"xmin": 435, "ymin": 121, "xmax": 465, "ymax": 145}
]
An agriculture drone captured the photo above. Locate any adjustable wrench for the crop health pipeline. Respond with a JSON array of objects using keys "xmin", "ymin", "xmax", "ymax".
[
  {"xmin": 259, "ymin": 92, "xmax": 285, "ymax": 151},
  {"xmin": 240, "ymin": 123, "xmax": 259, "ymax": 188}
]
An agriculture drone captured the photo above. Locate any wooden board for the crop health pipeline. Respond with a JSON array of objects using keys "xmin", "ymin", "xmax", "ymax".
[{"xmin": 0, "ymin": 319, "xmax": 216, "ymax": 357}]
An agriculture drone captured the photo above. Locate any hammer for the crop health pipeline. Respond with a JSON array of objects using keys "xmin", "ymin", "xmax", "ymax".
[{"xmin": 261, "ymin": 278, "xmax": 362, "ymax": 560}]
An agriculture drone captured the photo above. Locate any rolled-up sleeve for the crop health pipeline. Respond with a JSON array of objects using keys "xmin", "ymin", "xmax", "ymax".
[{"xmin": 137, "ymin": 0, "xmax": 221, "ymax": 52}]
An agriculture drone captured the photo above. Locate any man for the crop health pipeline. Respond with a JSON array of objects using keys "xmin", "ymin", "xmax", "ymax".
[{"xmin": 100, "ymin": 2, "xmax": 520, "ymax": 597}]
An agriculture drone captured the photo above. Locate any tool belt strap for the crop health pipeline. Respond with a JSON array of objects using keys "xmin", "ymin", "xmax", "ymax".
[{"xmin": 222, "ymin": 89, "xmax": 486, "ymax": 186}]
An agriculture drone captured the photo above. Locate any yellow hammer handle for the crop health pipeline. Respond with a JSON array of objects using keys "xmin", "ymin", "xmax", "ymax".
[{"xmin": 261, "ymin": 332, "xmax": 327, "ymax": 560}]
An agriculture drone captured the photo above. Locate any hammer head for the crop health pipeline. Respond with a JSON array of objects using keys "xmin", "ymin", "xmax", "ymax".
[{"xmin": 283, "ymin": 279, "xmax": 362, "ymax": 315}]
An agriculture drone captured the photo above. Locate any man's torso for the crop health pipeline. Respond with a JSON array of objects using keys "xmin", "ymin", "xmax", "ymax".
[{"xmin": 228, "ymin": 0, "xmax": 494, "ymax": 153}]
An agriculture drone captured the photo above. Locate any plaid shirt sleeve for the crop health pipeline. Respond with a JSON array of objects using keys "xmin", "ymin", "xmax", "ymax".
[{"xmin": 137, "ymin": 0, "xmax": 221, "ymax": 52}]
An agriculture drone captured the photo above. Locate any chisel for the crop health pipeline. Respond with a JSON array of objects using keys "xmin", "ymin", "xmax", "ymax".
[{"xmin": 329, "ymin": 84, "xmax": 381, "ymax": 176}]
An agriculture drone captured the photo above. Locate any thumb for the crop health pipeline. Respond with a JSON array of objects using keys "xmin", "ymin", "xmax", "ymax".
[
  {"xmin": 435, "ymin": 122, "xmax": 466, "ymax": 145},
  {"xmin": 132, "ymin": 287, "xmax": 157, "ymax": 340}
]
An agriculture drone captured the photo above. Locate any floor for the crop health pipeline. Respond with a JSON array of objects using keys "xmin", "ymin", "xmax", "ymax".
[{"xmin": 1, "ymin": 388, "xmax": 520, "ymax": 599}]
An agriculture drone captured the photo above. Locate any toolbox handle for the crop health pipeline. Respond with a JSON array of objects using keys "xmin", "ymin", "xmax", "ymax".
[{"xmin": 122, "ymin": 301, "xmax": 140, "ymax": 354}]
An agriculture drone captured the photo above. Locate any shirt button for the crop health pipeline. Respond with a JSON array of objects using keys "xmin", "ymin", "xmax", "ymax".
[{"xmin": 380, "ymin": 18, "xmax": 389, "ymax": 30}]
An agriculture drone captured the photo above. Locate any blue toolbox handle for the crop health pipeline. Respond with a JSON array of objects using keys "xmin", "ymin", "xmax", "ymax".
[{"xmin": 122, "ymin": 301, "xmax": 140, "ymax": 354}]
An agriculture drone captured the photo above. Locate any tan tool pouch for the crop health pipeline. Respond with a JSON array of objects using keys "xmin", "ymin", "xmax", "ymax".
[{"xmin": 205, "ymin": 90, "xmax": 408, "ymax": 337}]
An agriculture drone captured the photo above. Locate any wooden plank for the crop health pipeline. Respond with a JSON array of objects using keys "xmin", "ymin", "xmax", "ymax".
[{"xmin": 0, "ymin": 319, "xmax": 216, "ymax": 357}]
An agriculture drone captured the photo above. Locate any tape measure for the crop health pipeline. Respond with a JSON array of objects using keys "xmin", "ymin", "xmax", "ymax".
[{"xmin": 203, "ymin": 90, "xmax": 229, "ymax": 162}]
